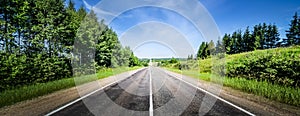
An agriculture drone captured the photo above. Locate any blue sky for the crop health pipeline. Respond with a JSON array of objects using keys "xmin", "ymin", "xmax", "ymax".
[{"xmin": 71, "ymin": 0, "xmax": 300, "ymax": 58}]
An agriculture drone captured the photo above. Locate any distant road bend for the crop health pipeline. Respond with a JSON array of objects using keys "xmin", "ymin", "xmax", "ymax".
[{"xmin": 46, "ymin": 67, "xmax": 255, "ymax": 116}]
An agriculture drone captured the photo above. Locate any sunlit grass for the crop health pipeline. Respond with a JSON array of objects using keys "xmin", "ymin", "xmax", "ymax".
[
  {"xmin": 165, "ymin": 67, "xmax": 300, "ymax": 107},
  {"xmin": 0, "ymin": 66, "xmax": 141, "ymax": 108}
]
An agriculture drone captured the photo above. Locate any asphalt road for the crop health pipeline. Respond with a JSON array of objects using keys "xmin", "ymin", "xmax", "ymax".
[{"xmin": 49, "ymin": 67, "xmax": 252, "ymax": 116}]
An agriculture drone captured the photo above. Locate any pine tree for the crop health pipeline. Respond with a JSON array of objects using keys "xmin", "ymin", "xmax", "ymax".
[
  {"xmin": 243, "ymin": 27, "xmax": 252, "ymax": 52},
  {"xmin": 63, "ymin": 0, "xmax": 80, "ymax": 54},
  {"xmin": 236, "ymin": 30, "xmax": 244, "ymax": 53},
  {"xmin": 202, "ymin": 42, "xmax": 209, "ymax": 58},
  {"xmin": 265, "ymin": 24, "xmax": 273, "ymax": 49},
  {"xmin": 250, "ymin": 25, "xmax": 261, "ymax": 51},
  {"xmin": 222, "ymin": 33, "xmax": 233, "ymax": 54},
  {"xmin": 256, "ymin": 23, "xmax": 268, "ymax": 49},
  {"xmin": 197, "ymin": 42, "xmax": 206, "ymax": 59},
  {"xmin": 207, "ymin": 40, "xmax": 215, "ymax": 55},
  {"xmin": 286, "ymin": 12, "xmax": 300, "ymax": 45},
  {"xmin": 77, "ymin": 5, "xmax": 87, "ymax": 22},
  {"xmin": 215, "ymin": 39, "xmax": 224, "ymax": 54},
  {"xmin": 230, "ymin": 31, "xmax": 238, "ymax": 54},
  {"xmin": 270, "ymin": 24, "xmax": 280, "ymax": 48}
]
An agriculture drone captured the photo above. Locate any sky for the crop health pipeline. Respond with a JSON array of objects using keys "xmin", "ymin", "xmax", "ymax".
[{"xmin": 71, "ymin": 0, "xmax": 300, "ymax": 58}]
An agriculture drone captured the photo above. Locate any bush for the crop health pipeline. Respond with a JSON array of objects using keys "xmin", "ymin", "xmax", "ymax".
[
  {"xmin": 0, "ymin": 53, "xmax": 72, "ymax": 91},
  {"xmin": 227, "ymin": 46, "xmax": 300, "ymax": 87}
]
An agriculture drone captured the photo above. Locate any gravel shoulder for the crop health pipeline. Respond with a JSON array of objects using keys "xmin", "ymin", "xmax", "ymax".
[{"xmin": 0, "ymin": 68, "xmax": 145, "ymax": 116}]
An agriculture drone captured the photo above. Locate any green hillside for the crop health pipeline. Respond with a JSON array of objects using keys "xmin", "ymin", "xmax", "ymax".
[{"xmin": 163, "ymin": 46, "xmax": 300, "ymax": 106}]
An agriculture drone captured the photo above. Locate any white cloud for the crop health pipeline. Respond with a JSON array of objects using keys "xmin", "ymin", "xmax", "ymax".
[
  {"xmin": 82, "ymin": 0, "xmax": 92, "ymax": 10},
  {"xmin": 92, "ymin": 0, "xmax": 221, "ymax": 55},
  {"xmin": 83, "ymin": 0, "xmax": 117, "ymax": 18},
  {"xmin": 119, "ymin": 21, "xmax": 195, "ymax": 58}
]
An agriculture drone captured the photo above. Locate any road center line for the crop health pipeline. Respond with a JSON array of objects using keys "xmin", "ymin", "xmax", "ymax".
[{"xmin": 149, "ymin": 67, "xmax": 154, "ymax": 116}]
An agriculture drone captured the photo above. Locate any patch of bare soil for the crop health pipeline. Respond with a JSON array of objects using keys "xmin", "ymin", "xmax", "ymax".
[{"xmin": 0, "ymin": 86, "xmax": 80, "ymax": 116}]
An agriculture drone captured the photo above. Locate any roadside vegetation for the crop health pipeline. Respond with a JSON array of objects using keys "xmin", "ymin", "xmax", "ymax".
[
  {"xmin": 159, "ymin": 12, "xmax": 300, "ymax": 107},
  {"xmin": 0, "ymin": 66, "xmax": 141, "ymax": 108},
  {"xmin": 0, "ymin": 0, "xmax": 147, "ymax": 108},
  {"xmin": 161, "ymin": 46, "xmax": 300, "ymax": 107}
]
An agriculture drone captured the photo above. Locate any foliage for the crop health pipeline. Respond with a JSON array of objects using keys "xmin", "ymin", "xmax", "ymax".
[
  {"xmin": 285, "ymin": 12, "xmax": 300, "ymax": 46},
  {"xmin": 0, "ymin": 66, "xmax": 140, "ymax": 108},
  {"xmin": 0, "ymin": 0, "xmax": 138, "ymax": 92},
  {"xmin": 191, "ymin": 46, "xmax": 300, "ymax": 88},
  {"xmin": 197, "ymin": 42, "xmax": 209, "ymax": 59},
  {"xmin": 165, "ymin": 67, "xmax": 300, "ymax": 107},
  {"xmin": 227, "ymin": 46, "xmax": 300, "ymax": 87}
]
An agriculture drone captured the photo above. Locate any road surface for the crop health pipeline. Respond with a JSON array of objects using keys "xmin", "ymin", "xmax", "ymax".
[{"xmin": 47, "ymin": 67, "xmax": 253, "ymax": 116}]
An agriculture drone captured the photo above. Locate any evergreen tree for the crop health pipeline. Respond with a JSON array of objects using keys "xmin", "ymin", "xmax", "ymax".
[
  {"xmin": 202, "ymin": 42, "xmax": 209, "ymax": 58},
  {"xmin": 286, "ymin": 12, "xmax": 300, "ymax": 45},
  {"xmin": 63, "ymin": 0, "xmax": 79, "ymax": 54},
  {"xmin": 222, "ymin": 33, "xmax": 233, "ymax": 54},
  {"xmin": 77, "ymin": 5, "xmax": 87, "ymax": 22},
  {"xmin": 197, "ymin": 42, "xmax": 208, "ymax": 59},
  {"xmin": 265, "ymin": 24, "xmax": 280, "ymax": 49},
  {"xmin": 250, "ymin": 25, "xmax": 261, "ymax": 51},
  {"xmin": 265, "ymin": 24, "xmax": 273, "ymax": 49},
  {"xmin": 215, "ymin": 39, "xmax": 224, "ymax": 54},
  {"xmin": 243, "ymin": 27, "xmax": 252, "ymax": 52},
  {"xmin": 270, "ymin": 24, "xmax": 280, "ymax": 48},
  {"xmin": 207, "ymin": 40, "xmax": 215, "ymax": 55},
  {"xmin": 230, "ymin": 31, "xmax": 238, "ymax": 54},
  {"xmin": 260, "ymin": 23, "xmax": 268, "ymax": 49},
  {"xmin": 197, "ymin": 42, "xmax": 206, "ymax": 59}
]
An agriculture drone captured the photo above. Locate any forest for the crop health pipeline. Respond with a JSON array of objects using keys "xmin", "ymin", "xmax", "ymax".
[
  {"xmin": 0, "ymin": 0, "xmax": 141, "ymax": 91},
  {"xmin": 197, "ymin": 12, "xmax": 300, "ymax": 59}
]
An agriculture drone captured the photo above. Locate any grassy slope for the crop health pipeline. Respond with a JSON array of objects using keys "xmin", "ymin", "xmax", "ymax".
[
  {"xmin": 0, "ymin": 66, "xmax": 141, "ymax": 108},
  {"xmin": 166, "ymin": 46, "xmax": 300, "ymax": 106}
]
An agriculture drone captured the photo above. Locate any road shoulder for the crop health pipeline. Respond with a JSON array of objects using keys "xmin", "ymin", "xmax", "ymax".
[
  {"xmin": 163, "ymin": 68, "xmax": 300, "ymax": 116},
  {"xmin": 0, "ymin": 68, "xmax": 145, "ymax": 116}
]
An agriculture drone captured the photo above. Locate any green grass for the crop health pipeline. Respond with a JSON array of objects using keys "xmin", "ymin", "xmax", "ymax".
[
  {"xmin": 165, "ymin": 67, "xmax": 300, "ymax": 107},
  {"xmin": 0, "ymin": 66, "xmax": 141, "ymax": 108},
  {"xmin": 163, "ymin": 46, "xmax": 300, "ymax": 106}
]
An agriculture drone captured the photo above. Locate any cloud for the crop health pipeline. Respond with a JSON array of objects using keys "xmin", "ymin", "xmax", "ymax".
[
  {"xmin": 83, "ymin": 0, "xmax": 117, "ymax": 17},
  {"xmin": 82, "ymin": 0, "xmax": 92, "ymax": 9},
  {"xmin": 93, "ymin": 0, "xmax": 221, "ymax": 55},
  {"xmin": 119, "ymin": 21, "xmax": 195, "ymax": 58}
]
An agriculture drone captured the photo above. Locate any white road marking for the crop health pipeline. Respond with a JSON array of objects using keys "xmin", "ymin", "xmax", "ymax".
[
  {"xmin": 45, "ymin": 68, "xmax": 145, "ymax": 116},
  {"xmin": 149, "ymin": 67, "xmax": 154, "ymax": 116},
  {"xmin": 167, "ymin": 71, "xmax": 255, "ymax": 116},
  {"xmin": 45, "ymin": 80, "xmax": 119, "ymax": 116}
]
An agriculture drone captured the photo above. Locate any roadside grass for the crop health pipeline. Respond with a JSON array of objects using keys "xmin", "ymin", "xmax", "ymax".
[
  {"xmin": 165, "ymin": 67, "xmax": 300, "ymax": 107},
  {"xmin": 165, "ymin": 67, "xmax": 210, "ymax": 81},
  {"xmin": 0, "ymin": 66, "xmax": 141, "ymax": 108}
]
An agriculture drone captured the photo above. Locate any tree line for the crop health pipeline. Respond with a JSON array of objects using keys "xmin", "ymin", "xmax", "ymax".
[
  {"xmin": 197, "ymin": 12, "xmax": 300, "ymax": 58},
  {"xmin": 0, "ymin": 0, "xmax": 140, "ymax": 91}
]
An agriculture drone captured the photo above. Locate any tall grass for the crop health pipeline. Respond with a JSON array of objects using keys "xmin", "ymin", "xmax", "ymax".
[
  {"xmin": 0, "ymin": 67, "xmax": 141, "ymax": 108},
  {"xmin": 165, "ymin": 68, "xmax": 300, "ymax": 107},
  {"xmin": 223, "ymin": 77, "xmax": 300, "ymax": 106}
]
